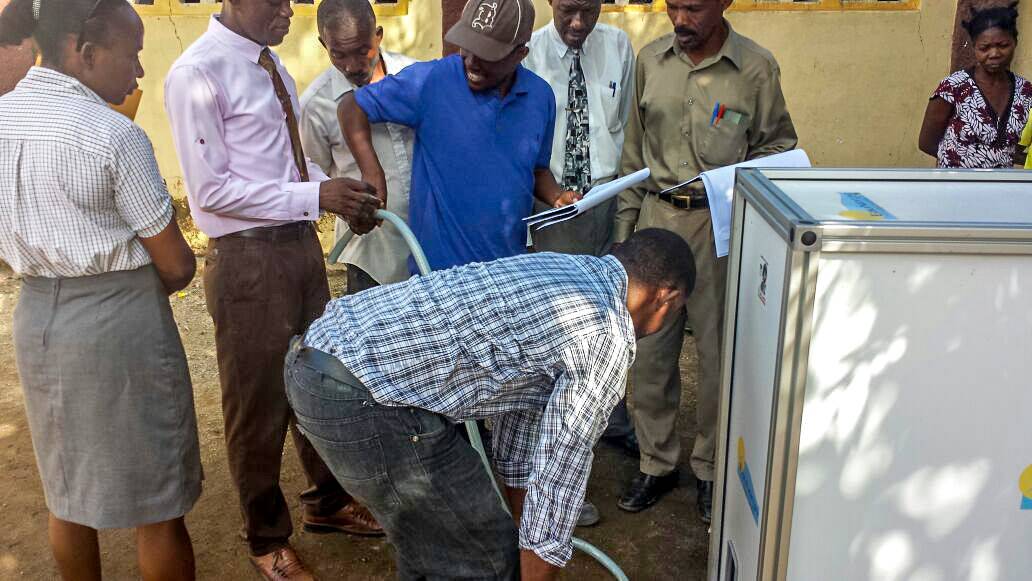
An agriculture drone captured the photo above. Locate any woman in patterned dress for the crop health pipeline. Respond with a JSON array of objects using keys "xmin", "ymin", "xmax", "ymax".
[
  {"xmin": 919, "ymin": 3, "xmax": 1032, "ymax": 168},
  {"xmin": 0, "ymin": 0, "xmax": 201, "ymax": 578}
]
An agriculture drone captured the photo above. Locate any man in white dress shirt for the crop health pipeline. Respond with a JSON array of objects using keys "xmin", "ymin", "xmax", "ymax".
[
  {"xmin": 164, "ymin": 1, "xmax": 384, "ymax": 578},
  {"xmin": 524, "ymin": 0, "xmax": 638, "ymax": 527},
  {"xmin": 301, "ymin": 0, "xmax": 418, "ymax": 292}
]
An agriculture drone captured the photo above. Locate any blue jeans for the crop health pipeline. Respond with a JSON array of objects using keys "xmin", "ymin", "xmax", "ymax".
[{"xmin": 284, "ymin": 339, "xmax": 519, "ymax": 580}]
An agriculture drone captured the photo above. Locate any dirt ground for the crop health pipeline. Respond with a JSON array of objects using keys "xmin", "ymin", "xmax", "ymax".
[{"xmin": 0, "ymin": 261, "xmax": 711, "ymax": 580}]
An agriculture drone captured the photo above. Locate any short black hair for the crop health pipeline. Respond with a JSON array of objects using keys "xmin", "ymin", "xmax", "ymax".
[
  {"xmin": 317, "ymin": 0, "xmax": 377, "ymax": 37},
  {"xmin": 0, "ymin": 0, "xmax": 126, "ymax": 62},
  {"xmin": 612, "ymin": 228, "xmax": 696, "ymax": 297},
  {"xmin": 963, "ymin": 2, "xmax": 1019, "ymax": 42}
]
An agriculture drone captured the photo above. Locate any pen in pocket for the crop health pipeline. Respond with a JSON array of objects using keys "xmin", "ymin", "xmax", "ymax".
[{"xmin": 609, "ymin": 81, "xmax": 616, "ymax": 98}]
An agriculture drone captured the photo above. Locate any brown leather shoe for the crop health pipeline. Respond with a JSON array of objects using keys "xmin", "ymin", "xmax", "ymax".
[
  {"xmin": 302, "ymin": 500, "xmax": 384, "ymax": 537},
  {"xmin": 250, "ymin": 546, "xmax": 315, "ymax": 581}
]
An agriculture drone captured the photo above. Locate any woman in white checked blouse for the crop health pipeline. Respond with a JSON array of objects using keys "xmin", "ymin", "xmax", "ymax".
[{"xmin": 0, "ymin": 0, "xmax": 201, "ymax": 579}]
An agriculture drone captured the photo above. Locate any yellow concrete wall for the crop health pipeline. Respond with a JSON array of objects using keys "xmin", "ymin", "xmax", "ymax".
[
  {"xmin": 1013, "ymin": 6, "xmax": 1032, "ymax": 83},
  {"xmin": 136, "ymin": 0, "xmax": 1032, "ymax": 204}
]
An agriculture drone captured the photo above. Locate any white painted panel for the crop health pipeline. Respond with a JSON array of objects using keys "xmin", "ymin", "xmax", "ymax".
[
  {"xmin": 787, "ymin": 252, "xmax": 1032, "ymax": 581},
  {"xmin": 720, "ymin": 203, "xmax": 791, "ymax": 580}
]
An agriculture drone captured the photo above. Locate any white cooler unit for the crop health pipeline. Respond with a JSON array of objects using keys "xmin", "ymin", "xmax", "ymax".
[{"xmin": 709, "ymin": 169, "xmax": 1032, "ymax": 581}]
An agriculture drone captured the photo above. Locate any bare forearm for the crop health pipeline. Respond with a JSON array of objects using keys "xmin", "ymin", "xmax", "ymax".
[
  {"xmin": 504, "ymin": 485, "xmax": 525, "ymax": 523},
  {"xmin": 919, "ymin": 98, "xmax": 952, "ymax": 158},
  {"xmin": 503, "ymin": 487, "xmax": 560, "ymax": 581},
  {"xmin": 139, "ymin": 216, "xmax": 195, "ymax": 295},
  {"xmin": 534, "ymin": 169, "xmax": 564, "ymax": 207},
  {"xmin": 338, "ymin": 94, "xmax": 386, "ymax": 185},
  {"xmin": 521, "ymin": 550, "xmax": 560, "ymax": 581}
]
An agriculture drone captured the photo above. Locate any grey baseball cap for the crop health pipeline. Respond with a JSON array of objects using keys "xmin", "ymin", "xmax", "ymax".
[{"xmin": 445, "ymin": 0, "xmax": 535, "ymax": 62}]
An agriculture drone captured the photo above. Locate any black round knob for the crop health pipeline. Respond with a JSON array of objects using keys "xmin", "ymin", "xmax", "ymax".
[{"xmin": 801, "ymin": 231, "xmax": 817, "ymax": 246}]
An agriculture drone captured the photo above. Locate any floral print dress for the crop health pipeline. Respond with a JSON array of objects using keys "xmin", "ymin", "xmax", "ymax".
[{"xmin": 932, "ymin": 69, "xmax": 1032, "ymax": 168}]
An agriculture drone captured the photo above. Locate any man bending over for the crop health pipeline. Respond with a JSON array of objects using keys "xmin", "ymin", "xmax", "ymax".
[{"xmin": 284, "ymin": 229, "xmax": 695, "ymax": 580}]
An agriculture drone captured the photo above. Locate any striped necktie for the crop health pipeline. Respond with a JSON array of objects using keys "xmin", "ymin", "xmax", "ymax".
[
  {"xmin": 258, "ymin": 48, "xmax": 309, "ymax": 182},
  {"xmin": 561, "ymin": 49, "xmax": 591, "ymax": 194}
]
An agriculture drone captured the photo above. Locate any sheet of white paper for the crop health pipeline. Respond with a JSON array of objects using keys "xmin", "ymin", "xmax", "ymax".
[
  {"xmin": 524, "ymin": 168, "xmax": 651, "ymax": 230},
  {"xmin": 700, "ymin": 149, "xmax": 811, "ymax": 257}
]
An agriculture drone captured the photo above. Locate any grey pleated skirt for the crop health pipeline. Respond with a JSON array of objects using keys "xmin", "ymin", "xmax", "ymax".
[{"xmin": 13, "ymin": 265, "xmax": 202, "ymax": 529}]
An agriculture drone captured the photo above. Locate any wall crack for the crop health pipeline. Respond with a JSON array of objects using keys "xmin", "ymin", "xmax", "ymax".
[{"xmin": 167, "ymin": 8, "xmax": 184, "ymax": 53}]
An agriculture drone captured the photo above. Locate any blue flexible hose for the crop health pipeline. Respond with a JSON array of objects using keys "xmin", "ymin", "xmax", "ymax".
[{"xmin": 328, "ymin": 210, "xmax": 629, "ymax": 580}]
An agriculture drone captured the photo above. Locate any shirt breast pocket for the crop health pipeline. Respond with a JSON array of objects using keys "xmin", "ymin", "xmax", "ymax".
[
  {"xmin": 699, "ymin": 110, "xmax": 751, "ymax": 167},
  {"xmin": 596, "ymin": 80, "xmax": 623, "ymax": 133}
]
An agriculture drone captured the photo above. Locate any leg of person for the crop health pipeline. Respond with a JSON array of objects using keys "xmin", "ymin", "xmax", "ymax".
[
  {"xmin": 204, "ymin": 234, "xmax": 313, "ymax": 559},
  {"xmin": 135, "ymin": 517, "xmax": 195, "ymax": 581},
  {"xmin": 47, "ymin": 514, "xmax": 101, "ymax": 581},
  {"xmin": 14, "ymin": 281, "xmax": 102, "ymax": 581},
  {"xmin": 285, "ymin": 346, "xmax": 518, "ymax": 580},
  {"xmin": 683, "ymin": 216, "xmax": 729, "ymax": 524},
  {"xmin": 392, "ymin": 408, "xmax": 518, "ymax": 580},
  {"xmin": 617, "ymin": 306, "xmax": 686, "ymax": 512},
  {"xmin": 601, "ymin": 394, "xmax": 639, "ymax": 458},
  {"xmin": 346, "ymin": 263, "xmax": 380, "ymax": 295},
  {"xmin": 293, "ymin": 231, "xmax": 382, "ymax": 536},
  {"xmin": 619, "ymin": 197, "xmax": 703, "ymax": 512}
]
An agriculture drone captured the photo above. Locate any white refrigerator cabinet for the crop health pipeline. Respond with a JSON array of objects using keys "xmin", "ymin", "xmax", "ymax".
[{"xmin": 709, "ymin": 169, "xmax": 1032, "ymax": 581}]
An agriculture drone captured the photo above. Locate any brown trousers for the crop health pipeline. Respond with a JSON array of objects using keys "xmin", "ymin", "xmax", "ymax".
[
  {"xmin": 204, "ymin": 225, "xmax": 349, "ymax": 556},
  {"xmin": 629, "ymin": 197, "xmax": 728, "ymax": 481}
]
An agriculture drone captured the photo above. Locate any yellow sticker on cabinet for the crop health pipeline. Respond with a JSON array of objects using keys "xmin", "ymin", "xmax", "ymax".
[
  {"xmin": 1020, "ymin": 464, "xmax": 1032, "ymax": 510},
  {"xmin": 838, "ymin": 192, "xmax": 896, "ymax": 221}
]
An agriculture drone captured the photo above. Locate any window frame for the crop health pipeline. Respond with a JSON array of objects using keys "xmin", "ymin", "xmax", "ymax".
[
  {"xmin": 131, "ymin": 0, "xmax": 409, "ymax": 18},
  {"xmin": 600, "ymin": 0, "xmax": 920, "ymax": 14}
]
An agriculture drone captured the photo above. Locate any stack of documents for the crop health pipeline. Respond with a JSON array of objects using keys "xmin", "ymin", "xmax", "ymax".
[
  {"xmin": 524, "ymin": 168, "xmax": 651, "ymax": 231},
  {"xmin": 524, "ymin": 150, "xmax": 810, "ymax": 259}
]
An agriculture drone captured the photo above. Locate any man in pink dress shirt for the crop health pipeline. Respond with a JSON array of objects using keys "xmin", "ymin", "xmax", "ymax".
[{"xmin": 164, "ymin": 1, "xmax": 384, "ymax": 578}]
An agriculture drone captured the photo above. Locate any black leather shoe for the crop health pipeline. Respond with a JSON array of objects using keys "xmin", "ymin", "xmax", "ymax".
[
  {"xmin": 617, "ymin": 470, "xmax": 679, "ymax": 512},
  {"xmin": 600, "ymin": 432, "xmax": 640, "ymax": 458},
  {"xmin": 697, "ymin": 479, "xmax": 714, "ymax": 524}
]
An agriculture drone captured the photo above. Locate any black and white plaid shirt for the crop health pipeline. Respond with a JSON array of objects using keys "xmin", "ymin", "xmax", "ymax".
[
  {"xmin": 304, "ymin": 252, "xmax": 636, "ymax": 566},
  {"xmin": 0, "ymin": 67, "xmax": 172, "ymax": 278}
]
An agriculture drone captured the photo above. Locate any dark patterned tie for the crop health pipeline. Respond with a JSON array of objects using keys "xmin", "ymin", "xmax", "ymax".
[
  {"xmin": 258, "ymin": 48, "xmax": 309, "ymax": 182},
  {"xmin": 561, "ymin": 49, "xmax": 591, "ymax": 194}
]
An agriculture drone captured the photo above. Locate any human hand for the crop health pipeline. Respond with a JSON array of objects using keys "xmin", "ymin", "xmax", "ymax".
[
  {"xmin": 348, "ymin": 213, "xmax": 379, "ymax": 235},
  {"xmin": 318, "ymin": 178, "xmax": 382, "ymax": 226},
  {"xmin": 553, "ymin": 190, "xmax": 582, "ymax": 208}
]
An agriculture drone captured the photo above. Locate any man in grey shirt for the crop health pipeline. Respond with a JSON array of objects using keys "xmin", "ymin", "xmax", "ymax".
[{"xmin": 300, "ymin": 0, "xmax": 417, "ymax": 292}]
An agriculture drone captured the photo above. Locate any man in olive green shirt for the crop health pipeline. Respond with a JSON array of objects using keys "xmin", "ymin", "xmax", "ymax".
[{"xmin": 615, "ymin": 0, "xmax": 797, "ymax": 521}]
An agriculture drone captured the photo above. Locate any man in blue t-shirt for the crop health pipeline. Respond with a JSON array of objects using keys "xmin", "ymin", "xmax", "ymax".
[{"xmin": 338, "ymin": 0, "xmax": 579, "ymax": 273}]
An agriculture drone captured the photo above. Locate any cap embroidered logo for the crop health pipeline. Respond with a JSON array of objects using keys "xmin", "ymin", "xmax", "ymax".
[{"xmin": 472, "ymin": 1, "xmax": 498, "ymax": 31}]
